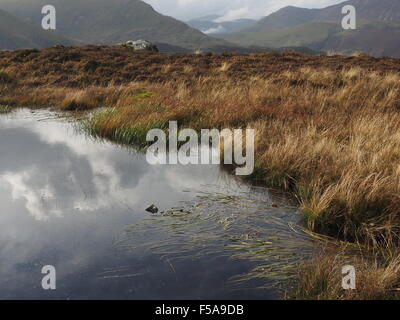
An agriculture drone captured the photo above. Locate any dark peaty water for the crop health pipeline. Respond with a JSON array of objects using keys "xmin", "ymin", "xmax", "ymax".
[{"xmin": 0, "ymin": 109, "xmax": 313, "ymax": 300}]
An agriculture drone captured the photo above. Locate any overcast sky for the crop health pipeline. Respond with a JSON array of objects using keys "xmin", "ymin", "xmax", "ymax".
[{"xmin": 142, "ymin": 0, "xmax": 347, "ymax": 21}]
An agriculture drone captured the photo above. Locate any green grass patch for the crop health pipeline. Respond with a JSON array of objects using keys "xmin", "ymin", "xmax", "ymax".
[
  {"xmin": 84, "ymin": 108, "xmax": 168, "ymax": 149},
  {"xmin": 0, "ymin": 105, "xmax": 12, "ymax": 114},
  {"xmin": 136, "ymin": 91, "xmax": 153, "ymax": 98}
]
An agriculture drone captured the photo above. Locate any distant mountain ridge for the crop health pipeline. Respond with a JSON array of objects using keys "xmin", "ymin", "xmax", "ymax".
[
  {"xmin": 220, "ymin": 0, "xmax": 400, "ymax": 57},
  {"xmin": 1, "ymin": 0, "xmax": 220, "ymax": 49},
  {"xmin": 244, "ymin": 0, "xmax": 400, "ymax": 32},
  {"xmin": 242, "ymin": 6, "xmax": 320, "ymax": 32},
  {"xmin": 0, "ymin": 0, "xmax": 321, "ymax": 54},
  {"xmin": 0, "ymin": 0, "xmax": 249, "ymax": 52},
  {"xmin": 314, "ymin": 0, "xmax": 400, "ymax": 23},
  {"xmin": 0, "ymin": 8, "xmax": 77, "ymax": 50}
]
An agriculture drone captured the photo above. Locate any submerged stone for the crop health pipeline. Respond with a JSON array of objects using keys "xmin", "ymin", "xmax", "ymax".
[{"xmin": 145, "ymin": 204, "xmax": 159, "ymax": 214}]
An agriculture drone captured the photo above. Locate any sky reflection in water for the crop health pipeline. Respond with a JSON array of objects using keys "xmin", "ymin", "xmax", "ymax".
[{"xmin": 0, "ymin": 109, "xmax": 311, "ymax": 299}]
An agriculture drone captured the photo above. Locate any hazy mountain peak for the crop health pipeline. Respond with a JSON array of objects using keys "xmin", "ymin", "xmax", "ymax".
[
  {"xmin": 0, "ymin": 8, "xmax": 77, "ymax": 50},
  {"xmin": 221, "ymin": 0, "xmax": 400, "ymax": 57}
]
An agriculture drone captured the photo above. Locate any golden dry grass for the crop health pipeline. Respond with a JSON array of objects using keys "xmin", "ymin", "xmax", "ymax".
[
  {"xmin": 1, "ymin": 50, "xmax": 400, "ymax": 299},
  {"xmin": 289, "ymin": 246, "xmax": 400, "ymax": 300},
  {"xmin": 81, "ymin": 68, "xmax": 400, "ymax": 245},
  {"xmin": 1, "ymin": 67, "xmax": 399, "ymax": 244}
]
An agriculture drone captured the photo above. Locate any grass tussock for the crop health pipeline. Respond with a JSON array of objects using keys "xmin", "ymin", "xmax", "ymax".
[
  {"xmin": 59, "ymin": 88, "xmax": 105, "ymax": 110},
  {"xmin": 219, "ymin": 62, "xmax": 231, "ymax": 72},
  {"xmin": 0, "ymin": 71, "xmax": 16, "ymax": 85},
  {"xmin": 0, "ymin": 104, "xmax": 11, "ymax": 114},
  {"xmin": 86, "ymin": 107, "xmax": 168, "ymax": 148},
  {"xmin": 289, "ymin": 247, "xmax": 400, "ymax": 300}
]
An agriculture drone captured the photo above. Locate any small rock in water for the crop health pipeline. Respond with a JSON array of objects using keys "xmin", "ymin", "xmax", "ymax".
[{"xmin": 145, "ymin": 204, "xmax": 159, "ymax": 214}]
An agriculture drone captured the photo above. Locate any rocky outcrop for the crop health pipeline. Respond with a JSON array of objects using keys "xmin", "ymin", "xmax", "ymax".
[{"xmin": 120, "ymin": 40, "xmax": 159, "ymax": 52}]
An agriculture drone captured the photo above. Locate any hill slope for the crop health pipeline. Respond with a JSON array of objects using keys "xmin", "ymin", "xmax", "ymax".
[
  {"xmin": 222, "ymin": 20, "xmax": 400, "ymax": 57},
  {"xmin": 220, "ymin": 0, "xmax": 400, "ymax": 57},
  {"xmin": 244, "ymin": 0, "xmax": 400, "ymax": 32},
  {"xmin": 315, "ymin": 0, "xmax": 400, "ymax": 23},
  {"xmin": 322, "ymin": 20, "xmax": 400, "ymax": 57},
  {"xmin": 222, "ymin": 22, "xmax": 342, "ymax": 48},
  {"xmin": 242, "ymin": 6, "xmax": 320, "ymax": 32},
  {"xmin": 0, "ymin": 9, "xmax": 77, "ymax": 50},
  {"xmin": 1, "ymin": 46, "xmax": 399, "ymax": 88},
  {"xmin": 0, "ymin": 0, "xmax": 236, "ymax": 51}
]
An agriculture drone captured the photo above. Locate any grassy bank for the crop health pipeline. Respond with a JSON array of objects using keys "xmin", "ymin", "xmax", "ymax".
[
  {"xmin": 82, "ymin": 69, "xmax": 400, "ymax": 245},
  {"xmin": 289, "ymin": 246, "xmax": 400, "ymax": 299},
  {"xmin": 1, "ymin": 46, "xmax": 400, "ymax": 299}
]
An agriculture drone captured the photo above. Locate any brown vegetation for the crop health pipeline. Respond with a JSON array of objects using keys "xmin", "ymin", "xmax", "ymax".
[
  {"xmin": 0, "ymin": 45, "xmax": 400, "ymax": 87},
  {"xmin": 289, "ymin": 247, "xmax": 400, "ymax": 300},
  {"xmin": 1, "ymin": 46, "xmax": 400, "ymax": 299}
]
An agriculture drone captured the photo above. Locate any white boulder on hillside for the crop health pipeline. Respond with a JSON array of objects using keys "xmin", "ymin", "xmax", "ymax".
[{"xmin": 120, "ymin": 40, "xmax": 159, "ymax": 52}]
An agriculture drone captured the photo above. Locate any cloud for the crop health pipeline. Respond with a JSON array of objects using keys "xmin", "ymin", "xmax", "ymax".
[
  {"xmin": 143, "ymin": 0, "xmax": 347, "ymax": 21},
  {"xmin": 214, "ymin": 7, "xmax": 252, "ymax": 22},
  {"xmin": 203, "ymin": 25, "xmax": 226, "ymax": 34}
]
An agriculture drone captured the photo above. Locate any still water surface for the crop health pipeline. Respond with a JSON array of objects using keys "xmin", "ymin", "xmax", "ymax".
[{"xmin": 0, "ymin": 109, "xmax": 313, "ymax": 299}]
